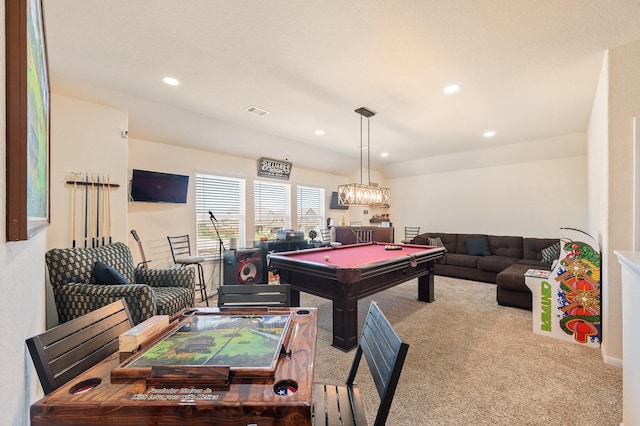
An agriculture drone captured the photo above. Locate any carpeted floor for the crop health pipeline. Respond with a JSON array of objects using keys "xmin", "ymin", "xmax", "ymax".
[{"xmin": 206, "ymin": 276, "xmax": 622, "ymax": 425}]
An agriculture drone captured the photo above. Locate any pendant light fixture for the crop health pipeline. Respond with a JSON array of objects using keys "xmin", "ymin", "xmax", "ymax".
[{"xmin": 337, "ymin": 107, "xmax": 391, "ymax": 207}]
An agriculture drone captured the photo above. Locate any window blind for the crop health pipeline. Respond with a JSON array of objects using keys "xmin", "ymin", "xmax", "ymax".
[
  {"xmin": 254, "ymin": 180, "xmax": 290, "ymax": 240},
  {"xmin": 195, "ymin": 173, "xmax": 245, "ymax": 259},
  {"xmin": 297, "ymin": 185, "xmax": 325, "ymax": 238}
]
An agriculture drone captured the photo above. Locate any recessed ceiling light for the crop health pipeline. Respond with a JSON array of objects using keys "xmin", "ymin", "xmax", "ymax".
[
  {"xmin": 380, "ymin": 152, "xmax": 389, "ymax": 157},
  {"xmin": 443, "ymin": 84, "xmax": 460, "ymax": 94},
  {"xmin": 315, "ymin": 129, "xmax": 325, "ymax": 136},
  {"xmin": 163, "ymin": 77, "xmax": 180, "ymax": 86},
  {"xmin": 484, "ymin": 130, "xmax": 496, "ymax": 138}
]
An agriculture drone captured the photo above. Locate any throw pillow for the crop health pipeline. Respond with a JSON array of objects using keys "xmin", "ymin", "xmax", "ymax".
[
  {"xmin": 541, "ymin": 242, "xmax": 560, "ymax": 264},
  {"xmin": 92, "ymin": 261, "xmax": 129, "ymax": 285},
  {"xmin": 427, "ymin": 237, "xmax": 447, "ymax": 251},
  {"xmin": 410, "ymin": 234, "xmax": 430, "ymax": 245},
  {"xmin": 465, "ymin": 237, "xmax": 491, "ymax": 256}
]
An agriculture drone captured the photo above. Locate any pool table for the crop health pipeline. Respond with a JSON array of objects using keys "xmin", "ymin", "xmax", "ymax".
[{"xmin": 268, "ymin": 242, "xmax": 445, "ymax": 351}]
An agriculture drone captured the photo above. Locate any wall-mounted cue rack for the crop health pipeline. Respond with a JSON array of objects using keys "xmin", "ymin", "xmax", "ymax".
[{"xmin": 66, "ymin": 173, "xmax": 120, "ymax": 249}]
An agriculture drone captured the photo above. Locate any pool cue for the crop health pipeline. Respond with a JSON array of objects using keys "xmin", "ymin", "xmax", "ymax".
[
  {"xmin": 84, "ymin": 173, "xmax": 89, "ymax": 247},
  {"xmin": 71, "ymin": 173, "xmax": 78, "ymax": 247},
  {"xmin": 91, "ymin": 174, "xmax": 96, "ymax": 248},
  {"xmin": 101, "ymin": 174, "xmax": 106, "ymax": 246},
  {"xmin": 107, "ymin": 174, "xmax": 112, "ymax": 244},
  {"xmin": 96, "ymin": 175, "xmax": 101, "ymax": 246}
]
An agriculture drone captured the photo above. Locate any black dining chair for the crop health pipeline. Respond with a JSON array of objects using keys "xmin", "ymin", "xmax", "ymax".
[{"xmin": 312, "ymin": 301, "xmax": 410, "ymax": 426}]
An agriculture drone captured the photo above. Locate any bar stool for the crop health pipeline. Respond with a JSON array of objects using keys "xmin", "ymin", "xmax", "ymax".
[
  {"xmin": 353, "ymin": 229, "xmax": 373, "ymax": 243},
  {"xmin": 167, "ymin": 234, "xmax": 208, "ymax": 306},
  {"xmin": 402, "ymin": 226, "xmax": 420, "ymax": 243}
]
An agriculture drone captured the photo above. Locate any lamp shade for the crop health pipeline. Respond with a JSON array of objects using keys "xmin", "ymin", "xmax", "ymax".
[{"xmin": 337, "ymin": 183, "xmax": 390, "ymax": 207}]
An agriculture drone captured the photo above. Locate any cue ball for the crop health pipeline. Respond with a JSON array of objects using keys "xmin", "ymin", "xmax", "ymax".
[{"xmin": 324, "ymin": 255, "xmax": 330, "ymax": 261}]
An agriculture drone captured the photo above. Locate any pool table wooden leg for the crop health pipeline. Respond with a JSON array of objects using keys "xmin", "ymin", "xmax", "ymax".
[
  {"xmin": 418, "ymin": 262, "xmax": 435, "ymax": 302},
  {"xmin": 332, "ymin": 292, "xmax": 358, "ymax": 352}
]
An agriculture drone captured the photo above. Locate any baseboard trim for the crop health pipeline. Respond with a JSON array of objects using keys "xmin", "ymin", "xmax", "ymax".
[{"xmin": 602, "ymin": 352, "xmax": 623, "ymax": 368}]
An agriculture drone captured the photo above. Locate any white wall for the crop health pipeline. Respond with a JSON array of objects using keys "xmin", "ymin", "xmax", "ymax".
[
  {"xmin": 588, "ymin": 52, "xmax": 615, "ymax": 362},
  {"xmin": 48, "ymin": 94, "xmax": 129, "ymax": 250},
  {"xmin": 602, "ymin": 38, "xmax": 640, "ymax": 363},
  {"xmin": 0, "ymin": 7, "xmax": 49, "ymax": 423},
  {"xmin": 127, "ymin": 138, "xmax": 351, "ymax": 286},
  {"xmin": 388, "ymin": 134, "xmax": 588, "ymax": 239}
]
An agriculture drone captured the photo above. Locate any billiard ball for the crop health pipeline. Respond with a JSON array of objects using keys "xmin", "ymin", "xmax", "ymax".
[{"xmin": 324, "ymin": 255, "xmax": 330, "ymax": 261}]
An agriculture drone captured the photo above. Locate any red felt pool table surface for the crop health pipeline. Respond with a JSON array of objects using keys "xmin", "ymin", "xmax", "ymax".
[{"xmin": 279, "ymin": 243, "xmax": 434, "ymax": 268}]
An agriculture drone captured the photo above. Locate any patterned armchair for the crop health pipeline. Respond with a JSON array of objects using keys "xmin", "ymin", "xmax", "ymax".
[{"xmin": 46, "ymin": 242, "xmax": 195, "ymax": 325}]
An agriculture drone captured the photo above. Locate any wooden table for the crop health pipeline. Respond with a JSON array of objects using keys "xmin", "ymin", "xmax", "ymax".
[
  {"xmin": 268, "ymin": 242, "xmax": 445, "ymax": 351},
  {"xmin": 30, "ymin": 307, "xmax": 317, "ymax": 425}
]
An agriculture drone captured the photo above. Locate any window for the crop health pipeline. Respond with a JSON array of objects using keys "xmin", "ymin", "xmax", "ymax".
[
  {"xmin": 195, "ymin": 173, "xmax": 245, "ymax": 259},
  {"xmin": 297, "ymin": 185, "xmax": 325, "ymax": 238},
  {"xmin": 254, "ymin": 180, "xmax": 290, "ymax": 240}
]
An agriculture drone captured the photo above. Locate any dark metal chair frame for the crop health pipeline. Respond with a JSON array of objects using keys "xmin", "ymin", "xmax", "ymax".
[
  {"xmin": 167, "ymin": 234, "xmax": 208, "ymax": 306},
  {"xmin": 312, "ymin": 301, "xmax": 410, "ymax": 426},
  {"xmin": 217, "ymin": 284, "xmax": 291, "ymax": 308},
  {"xmin": 26, "ymin": 299, "xmax": 133, "ymax": 395},
  {"xmin": 403, "ymin": 226, "xmax": 421, "ymax": 243},
  {"xmin": 353, "ymin": 228, "xmax": 373, "ymax": 244}
]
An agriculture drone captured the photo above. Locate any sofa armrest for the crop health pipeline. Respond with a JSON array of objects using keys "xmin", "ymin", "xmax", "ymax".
[
  {"xmin": 52, "ymin": 283, "xmax": 156, "ymax": 325},
  {"xmin": 134, "ymin": 267, "xmax": 195, "ymax": 290}
]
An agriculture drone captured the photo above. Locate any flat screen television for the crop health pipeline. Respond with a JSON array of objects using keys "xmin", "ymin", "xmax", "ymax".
[
  {"xmin": 130, "ymin": 169, "xmax": 189, "ymax": 203},
  {"xmin": 329, "ymin": 191, "xmax": 348, "ymax": 210}
]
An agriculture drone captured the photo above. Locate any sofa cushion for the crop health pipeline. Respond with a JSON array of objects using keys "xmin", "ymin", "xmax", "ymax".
[
  {"xmin": 447, "ymin": 253, "xmax": 480, "ymax": 268},
  {"xmin": 477, "ymin": 255, "xmax": 520, "ymax": 273},
  {"xmin": 488, "ymin": 235, "xmax": 523, "ymax": 258},
  {"xmin": 496, "ymin": 263, "xmax": 534, "ymax": 292},
  {"xmin": 465, "ymin": 237, "xmax": 491, "ymax": 256},
  {"xmin": 425, "ymin": 233, "xmax": 458, "ymax": 254},
  {"xmin": 516, "ymin": 258, "xmax": 551, "ymax": 268},
  {"xmin": 523, "ymin": 238, "xmax": 560, "ymax": 262},
  {"xmin": 92, "ymin": 261, "xmax": 129, "ymax": 285}
]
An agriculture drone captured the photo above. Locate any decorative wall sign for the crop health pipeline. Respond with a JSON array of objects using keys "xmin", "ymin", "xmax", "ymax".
[
  {"xmin": 258, "ymin": 158, "xmax": 292, "ymax": 180},
  {"xmin": 6, "ymin": 0, "xmax": 51, "ymax": 240}
]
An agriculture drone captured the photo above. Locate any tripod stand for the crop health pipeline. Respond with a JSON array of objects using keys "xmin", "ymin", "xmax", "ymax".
[{"xmin": 209, "ymin": 212, "xmax": 225, "ymax": 293}]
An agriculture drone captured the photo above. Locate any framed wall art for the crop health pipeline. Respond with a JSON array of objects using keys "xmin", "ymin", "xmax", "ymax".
[{"xmin": 6, "ymin": 0, "xmax": 50, "ymax": 240}]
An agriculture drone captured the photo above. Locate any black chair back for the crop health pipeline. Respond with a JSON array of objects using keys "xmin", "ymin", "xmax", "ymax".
[
  {"xmin": 313, "ymin": 301, "xmax": 409, "ymax": 425},
  {"xmin": 218, "ymin": 284, "xmax": 291, "ymax": 308},
  {"xmin": 26, "ymin": 299, "xmax": 133, "ymax": 394}
]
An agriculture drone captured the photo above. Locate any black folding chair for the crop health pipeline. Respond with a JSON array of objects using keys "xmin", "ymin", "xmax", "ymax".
[
  {"xmin": 26, "ymin": 299, "xmax": 133, "ymax": 394},
  {"xmin": 313, "ymin": 301, "xmax": 410, "ymax": 426}
]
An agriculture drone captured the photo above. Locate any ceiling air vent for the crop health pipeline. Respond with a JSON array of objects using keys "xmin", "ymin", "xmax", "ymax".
[{"xmin": 245, "ymin": 105, "xmax": 270, "ymax": 117}]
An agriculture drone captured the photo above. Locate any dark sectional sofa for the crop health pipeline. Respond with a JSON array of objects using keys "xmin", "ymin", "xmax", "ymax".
[{"xmin": 409, "ymin": 232, "xmax": 559, "ymax": 310}]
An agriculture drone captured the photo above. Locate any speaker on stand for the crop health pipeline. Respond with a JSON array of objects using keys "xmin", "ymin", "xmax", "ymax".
[{"xmin": 223, "ymin": 249, "xmax": 266, "ymax": 285}]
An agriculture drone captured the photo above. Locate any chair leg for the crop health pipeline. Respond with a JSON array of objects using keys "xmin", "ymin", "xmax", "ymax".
[{"xmin": 197, "ymin": 263, "xmax": 208, "ymax": 306}]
